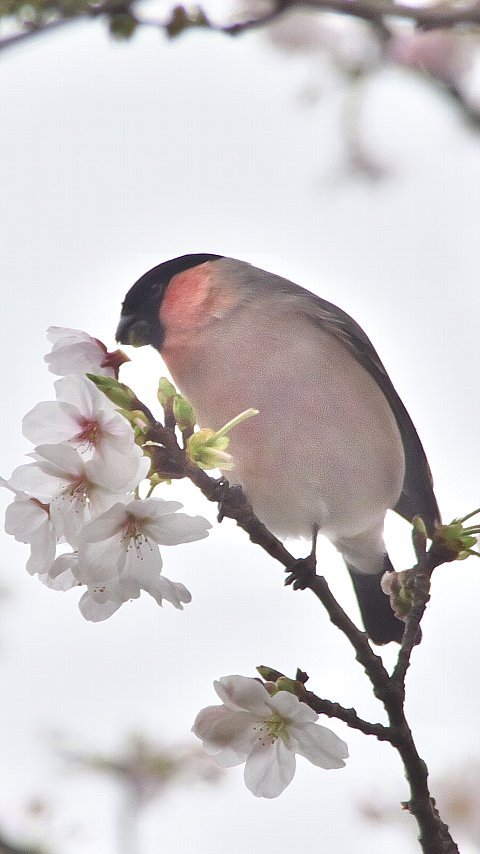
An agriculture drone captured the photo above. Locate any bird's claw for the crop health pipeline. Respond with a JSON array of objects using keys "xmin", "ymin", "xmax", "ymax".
[{"xmin": 285, "ymin": 555, "xmax": 317, "ymax": 590}]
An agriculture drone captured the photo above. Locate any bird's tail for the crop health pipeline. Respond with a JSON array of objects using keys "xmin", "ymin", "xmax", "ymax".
[{"xmin": 346, "ymin": 555, "xmax": 404, "ymax": 645}]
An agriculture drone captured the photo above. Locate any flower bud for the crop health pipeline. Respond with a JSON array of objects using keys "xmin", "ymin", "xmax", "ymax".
[
  {"xmin": 157, "ymin": 377, "xmax": 177, "ymax": 408},
  {"xmin": 173, "ymin": 395, "xmax": 197, "ymax": 431},
  {"xmin": 86, "ymin": 374, "xmax": 138, "ymax": 410}
]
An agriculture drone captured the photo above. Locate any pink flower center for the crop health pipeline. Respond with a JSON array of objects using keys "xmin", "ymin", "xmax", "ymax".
[
  {"xmin": 75, "ymin": 419, "xmax": 100, "ymax": 450},
  {"xmin": 61, "ymin": 477, "xmax": 89, "ymax": 508}
]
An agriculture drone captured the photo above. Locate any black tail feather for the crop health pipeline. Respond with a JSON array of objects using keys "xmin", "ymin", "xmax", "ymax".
[{"xmin": 347, "ymin": 555, "xmax": 404, "ymax": 645}]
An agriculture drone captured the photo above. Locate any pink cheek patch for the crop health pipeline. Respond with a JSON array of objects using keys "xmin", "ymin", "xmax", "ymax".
[{"xmin": 160, "ymin": 265, "xmax": 215, "ymax": 332}]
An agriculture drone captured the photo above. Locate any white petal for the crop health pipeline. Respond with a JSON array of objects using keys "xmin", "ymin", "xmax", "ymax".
[
  {"xmin": 269, "ymin": 691, "xmax": 318, "ymax": 724},
  {"xmin": 77, "ymin": 531, "xmax": 126, "ymax": 583},
  {"xmin": 54, "ymin": 375, "xmax": 106, "ymax": 416},
  {"xmin": 214, "ymin": 676, "xmax": 272, "ymax": 716},
  {"xmin": 35, "ymin": 443, "xmax": 85, "ymax": 478},
  {"xmin": 290, "ymin": 723, "xmax": 348, "ymax": 769},
  {"xmin": 126, "ymin": 497, "xmax": 184, "ymax": 520},
  {"xmin": 79, "ymin": 503, "xmax": 127, "ymax": 543},
  {"xmin": 22, "ymin": 401, "xmax": 81, "ymax": 445},
  {"xmin": 42, "ymin": 553, "xmax": 79, "ymax": 590},
  {"xmin": 85, "ymin": 446, "xmax": 146, "ymax": 493},
  {"xmin": 46, "ymin": 326, "xmax": 96, "ymax": 345},
  {"xmin": 122, "ymin": 539, "xmax": 162, "ymax": 582},
  {"xmin": 142, "ymin": 512, "xmax": 211, "ymax": 546},
  {"xmin": 151, "ymin": 575, "xmax": 192, "ymax": 609},
  {"xmin": 79, "ymin": 590, "xmax": 121, "ymax": 621},
  {"xmin": 4, "ymin": 498, "xmax": 48, "ymax": 541},
  {"xmin": 45, "ymin": 341, "xmax": 110, "ymax": 377},
  {"xmin": 26, "ymin": 524, "xmax": 57, "ymax": 575},
  {"xmin": 50, "ymin": 492, "xmax": 90, "ymax": 548},
  {"xmin": 192, "ymin": 705, "xmax": 256, "ymax": 765},
  {"xmin": 121, "ymin": 543, "xmax": 190, "ymax": 608},
  {"xmin": 9, "ymin": 462, "xmax": 65, "ymax": 501},
  {"xmin": 244, "ymin": 738, "xmax": 296, "ymax": 799},
  {"xmin": 88, "ymin": 486, "xmax": 126, "ymax": 518}
]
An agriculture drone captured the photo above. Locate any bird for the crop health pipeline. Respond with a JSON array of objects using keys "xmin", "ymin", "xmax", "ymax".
[{"xmin": 116, "ymin": 254, "xmax": 441, "ymax": 644}]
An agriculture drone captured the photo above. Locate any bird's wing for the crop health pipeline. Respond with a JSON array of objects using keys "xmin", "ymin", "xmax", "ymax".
[{"xmin": 298, "ymin": 290, "xmax": 441, "ymax": 535}]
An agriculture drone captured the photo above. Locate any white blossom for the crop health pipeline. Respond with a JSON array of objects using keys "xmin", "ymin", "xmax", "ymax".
[
  {"xmin": 1, "ymin": 478, "xmax": 57, "ymax": 576},
  {"xmin": 77, "ymin": 497, "xmax": 211, "ymax": 584},
  {"xmin": 22, "ymin": 375, "xmax": 137, "ymax": 462},
  {"xmin": 193, "ymin": 675, "xmax": 348, "ymax": 798},
  {"xmin": 44, "ymin": 326, "xmax": 127, "ymax": 378},
  {"xmin": 9, "ymin": 443, "xmax": 149, "ymax": 547}
]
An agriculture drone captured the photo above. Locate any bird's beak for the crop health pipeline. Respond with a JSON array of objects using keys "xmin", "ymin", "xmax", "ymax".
[{"xmin": 115, "ymin": 315, "xmax": 153, "ymax": 348}]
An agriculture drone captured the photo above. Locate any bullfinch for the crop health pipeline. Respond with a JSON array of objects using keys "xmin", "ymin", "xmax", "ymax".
[{"xmin": 116, "ymin": 254, "xmax": 440, "ymax": 645}]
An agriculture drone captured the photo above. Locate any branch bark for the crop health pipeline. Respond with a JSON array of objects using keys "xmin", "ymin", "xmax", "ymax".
[{"xmin": 141, "ymin": 411, "xmax": 461, "ymax": 853}]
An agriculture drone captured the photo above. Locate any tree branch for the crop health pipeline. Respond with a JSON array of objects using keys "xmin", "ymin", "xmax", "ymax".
[
  {"xmin": 139, "ymin": 407, "xmax": 466, "ymax": 852},
  {"xmin": 4, "ymin": 0, "xmax": 480, "ymax": 53}
]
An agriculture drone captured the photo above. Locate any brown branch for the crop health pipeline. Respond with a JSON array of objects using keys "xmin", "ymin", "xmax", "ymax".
[
  {"xmin": 260, "ymin": 667, "xmax": 392, "ymax": 741},
  {"xmin": 4, "ymin": 0, "xmax": 480, "ymax": 53},
  {"xmin": 140, "ymin": 408, "xmax": 460, "ymax": 852}
]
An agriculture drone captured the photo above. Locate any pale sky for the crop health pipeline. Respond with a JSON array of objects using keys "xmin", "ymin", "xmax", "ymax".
[{"xmin": 1, "ymin": 13, "xmax": 479, "ymax": 853}]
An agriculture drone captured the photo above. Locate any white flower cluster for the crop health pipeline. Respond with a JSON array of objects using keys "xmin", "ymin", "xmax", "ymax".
[{"xmin": 2, "ymin": 327, "xmax": 211, "ymax": 621}]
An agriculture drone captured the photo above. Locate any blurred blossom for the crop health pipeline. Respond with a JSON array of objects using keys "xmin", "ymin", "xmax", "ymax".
[
  {"xmin": 59, "ymin": 735, "xmax": 223, "ymax": 854},
  {"xmin": 64, "ymin": 735, "xmax": 223, "ymax": 805},
  {"xmin": 388, "ymin": 30, "xmax": 476, "ymax": 87},
  {"xmin": 268, "ymin": 10, "xmax": 382, "ymax": 73},
  {"xmin": 360, "ymin": 760, "xmax": 480, "ymax": 848},
  {"xmin": 435, "ymin": 762, "xmax": 480, "ymax": 847}
]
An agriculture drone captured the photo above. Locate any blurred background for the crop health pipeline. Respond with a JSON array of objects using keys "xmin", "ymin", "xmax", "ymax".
[{"xmin": 1, "ymin": 1, "xmax": 480, "ymax": 851}]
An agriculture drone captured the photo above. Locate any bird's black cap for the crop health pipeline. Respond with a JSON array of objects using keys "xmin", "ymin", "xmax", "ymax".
[{"xmin": 116, "ymin": 253, "xmax": 222, "ymax": 349}]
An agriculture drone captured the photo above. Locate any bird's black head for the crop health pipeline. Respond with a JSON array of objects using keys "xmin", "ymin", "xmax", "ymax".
[{"xmin": 116, "ymin": 253, "xmax": 222, "ymax": 350}]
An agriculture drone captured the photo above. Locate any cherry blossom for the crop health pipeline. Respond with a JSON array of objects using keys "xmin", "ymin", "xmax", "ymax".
[
  {"xmin": 22, "ymin": 375, "xmax": 137, "ymax": 462},
  {"xmin": 9, "ymin": 443, "xmax": 149, "ymax": 547},
  {"xmin": 192, "ymin": 675, "xmax": 348, "ymax": 798},
  {"xmin": 44, "ymin": 326, "xmax": 128, "ymax": 378},
  {"xmin": 77, "ymin": 497, "xmax": 211, "ymax": 584}
]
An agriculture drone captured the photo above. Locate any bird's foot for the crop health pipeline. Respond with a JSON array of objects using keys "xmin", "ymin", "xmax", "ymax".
[{"xmin": 285, "ymin": 554, "xmax": 317, "ymax": 590}]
